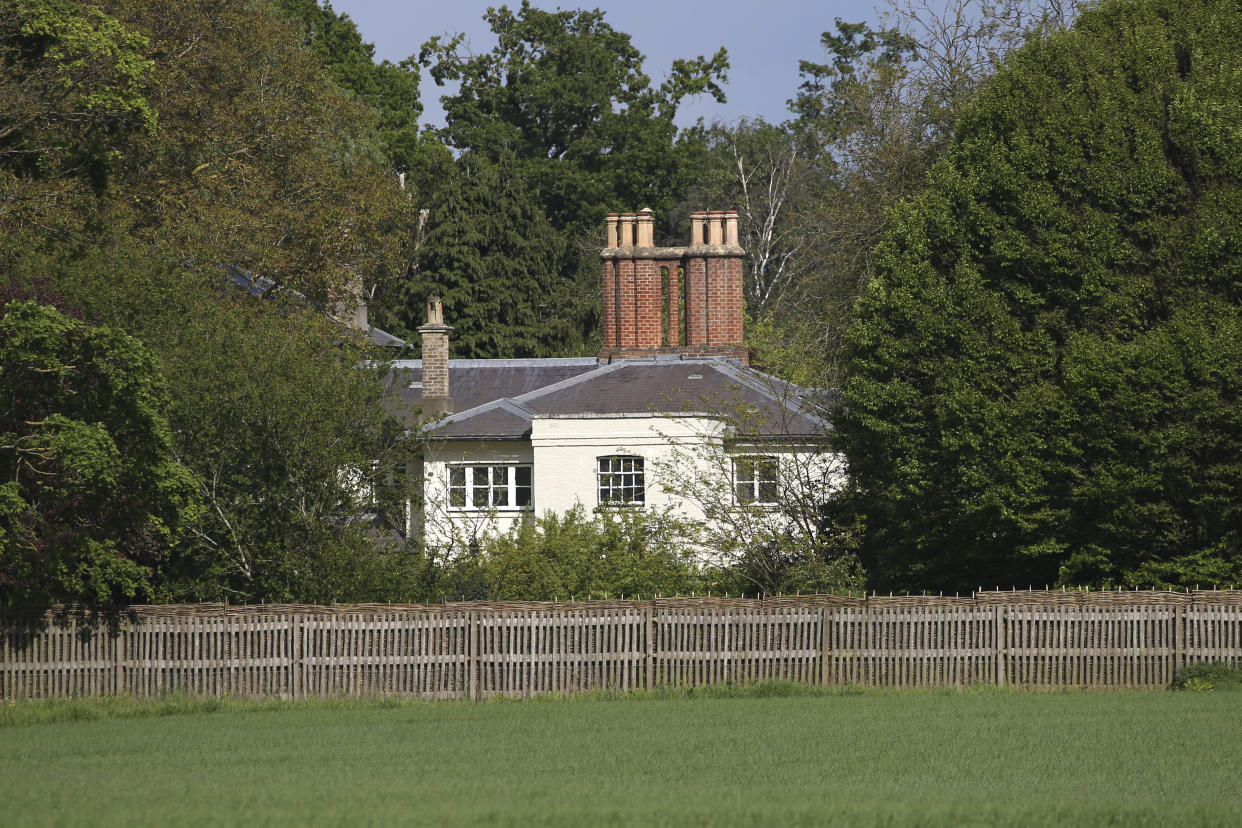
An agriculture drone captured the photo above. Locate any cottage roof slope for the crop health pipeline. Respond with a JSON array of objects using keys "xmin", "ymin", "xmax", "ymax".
[{"xmin": 425, "ymin": 356, "xmax": 827, "ymax": 440}]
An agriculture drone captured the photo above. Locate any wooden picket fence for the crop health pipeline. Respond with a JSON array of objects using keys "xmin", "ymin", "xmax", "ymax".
[{"xmin": 2, "ymin": 590, "xmax": 1240, "ymax": 700}]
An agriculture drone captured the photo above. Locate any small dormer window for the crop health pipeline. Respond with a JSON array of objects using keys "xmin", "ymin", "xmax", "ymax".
[{"xmin": 597, "ymin": 455, "xmax": 644, "ymax": 506}]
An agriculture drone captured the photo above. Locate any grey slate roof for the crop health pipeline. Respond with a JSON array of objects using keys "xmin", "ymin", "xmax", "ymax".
[
  {"xmin": 386, "ymin": 358, "xmax": 600, "ymax": 422},
  {"xmin": 417, "ymin": 356, "xmax": 828, "ymax": 440}
]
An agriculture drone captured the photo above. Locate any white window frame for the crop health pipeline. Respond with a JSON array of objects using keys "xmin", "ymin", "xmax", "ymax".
[
  {"xmin": 447, "ymin": 464, "xmax": 533, "ymax": 511},
  {"xmin": 597, "ymin": 454, "xmax": 645, "ymax": 506},
  {"xmin": 732, "ymin": 455, "xmax": 779, "ymax": 505}
]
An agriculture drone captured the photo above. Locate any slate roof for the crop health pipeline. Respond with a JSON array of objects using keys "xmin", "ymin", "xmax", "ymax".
[
  {"xmin": 415, "ymin": 356, "xmax": 828, "ymax": 440},
  {"xmin": 385, "ymin": 358, "xmax": 600, "ymax": 422}
]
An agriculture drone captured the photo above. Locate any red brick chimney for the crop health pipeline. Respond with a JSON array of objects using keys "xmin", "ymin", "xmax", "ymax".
[
  {"xmin": 600, "ymin": 208, "xmax": 745, "ymax": 363},
  {"xmin": 418, "ymin": 297, "xmax": 453, "ymax": 418}
]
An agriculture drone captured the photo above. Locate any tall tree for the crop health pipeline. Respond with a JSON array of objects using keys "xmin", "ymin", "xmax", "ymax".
[
  {"xmin": 406, "ymin": 151, "xmax": 575, "ymax": 358},
  {"xmin": 834, "ymin": 0, "xmax": 1242, "ymax": 592},
  {"xmin": 3, "ymin": 0, "xmax": 424, "ymax": 605},
  {"xmin": 413, "ymin": 2, "xmax": 727, "ymax": 352},
  {"xmin": 0, "ymin": 301, "xmax": 199, "ymax": 627},
  {"xmin": 762, "ymin": 2, "xmax": 1078, "ymax": 386},
  {"xmin": 420, "ymin": 1, "xmax": 727, "ymax": 236},
  {"xmin": 0, "ymin": 0, "xmax": 156, "ymax": 242},
  {"xmin": 272, "ymin": 0, "xmax": 434, "ymax": 175},
  {"xmin": 688, "ymin": 119, "xmax": 820, "ymax": 324}
]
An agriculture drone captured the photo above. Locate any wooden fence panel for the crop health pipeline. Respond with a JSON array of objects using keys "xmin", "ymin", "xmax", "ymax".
[
  {"xmin": 651, "ymin": 606, "xmax": 821, "ymax": 687},
  {"xmin": 300, "ymin": 611, "xmax": 471, "ymax": 700},
  {"xmin": 3, "ymin": 593, "xmax": 1241, "ymax": 700},
  {"xmin": 824, "ymin": 605, "xmax": 994, "ymax": 688},
  {"xmin": 1185, "ymin": 605, "xmax": 1242, "ymax": 668},
  {"xmin": 1005, "ymin": 606, "xmax": 1176, "ymax": 688},
  {"xmin": 121, "ymin": 615, "xmax": 295, "ymax": 699},
  {"xmin": 474, "ymin": 607, "xmax": 645, "ymax": 698}
]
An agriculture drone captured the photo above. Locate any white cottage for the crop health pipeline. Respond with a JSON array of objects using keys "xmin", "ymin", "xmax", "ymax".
[{"xmin": 390, "ymin": 209, "xmax": 835, "ymax": 550}]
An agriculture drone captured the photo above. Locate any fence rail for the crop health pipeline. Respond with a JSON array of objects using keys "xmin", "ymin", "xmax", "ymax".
[{"xmin": 3, "ymin": 591, "xmax": 1241, "ymax": 700}]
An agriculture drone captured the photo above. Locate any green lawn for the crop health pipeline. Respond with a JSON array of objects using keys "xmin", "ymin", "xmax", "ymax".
[{"xmin": 2, "ymin": 687, "xmax": 1239, "ymax": 826}]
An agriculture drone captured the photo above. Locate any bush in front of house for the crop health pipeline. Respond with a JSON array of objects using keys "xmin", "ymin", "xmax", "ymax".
[{"xmin": 433, "ymin": 505, "xmax": 704, "ymax": 602}]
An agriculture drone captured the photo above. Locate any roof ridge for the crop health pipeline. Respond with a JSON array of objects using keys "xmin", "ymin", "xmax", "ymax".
[
  {"xmin": 510, "ymin": 359, "xmax": 630, "ymax": 406},
  {"xmin": 708, "ymin": 362, "xmax": 829, "ymax": 429}
]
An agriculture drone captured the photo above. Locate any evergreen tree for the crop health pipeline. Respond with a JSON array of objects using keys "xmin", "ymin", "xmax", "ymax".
[
  {"xmin": 407, "ymin": 152, "xmax": 575, "ymax": 358},
  {"xmin": 835, "ymin": 0, "xmax": 1242, "ymax": 592}
]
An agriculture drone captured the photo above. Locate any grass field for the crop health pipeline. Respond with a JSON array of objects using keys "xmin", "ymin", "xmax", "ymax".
[{"xmin": 3, "ymin": 685, "xmax": 1240, "ymax": 827}]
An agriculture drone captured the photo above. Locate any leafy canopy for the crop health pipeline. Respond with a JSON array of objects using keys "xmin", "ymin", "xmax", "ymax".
[
  {"xmin": 835, "ymin": 0, "xmax": 1242, "ymax": 592},
  {"xmin": 0, "ymin": 301, "xmax": 199, "ymax": 627},
  {"xmin": 420, "ymin": 1, "xmax": 726, "ymax": 232}
]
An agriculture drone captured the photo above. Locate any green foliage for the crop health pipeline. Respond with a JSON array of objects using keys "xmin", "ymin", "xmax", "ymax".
[
  {"xmin": 0, "ymin": 301, "xmax": 199, "ymax": 627},
  {"xmin": 1171, "ymin": 661, "xmax": 1242, "ymax": 692},
  {"xmin": 0, "ymin": 0, "xmax": 155, "ymax": 227},
  {"xmin": 3, "ymin": 0, "xmax": 427, "ymax": 605},
  {"xmin": 789, "ymin": 18, "xmax": 917, "ymax": 153},
  {"xmin": 91, "ymin": 0, "xmax": 414, "ymax": 308},
  {"xmin": 421, "ymin": 1, "xmax": 727, "ymax": 235},
  {"xmin": 392, "ymin": 150, "xmax": 577, "ymax": 357},
  {"xmin": 433, "ymin": 506, "xmax": 701, "ymax": 601},
  {"xmin": 41, "ymin": 251, "xmax": 420, "ymax": 605},
  {"xmin": 836, "ymin": 0, "xmax": 1242, "ymax": 592},
  {"xmin": 272, "ymin": 0, "xmax": 433, "ymax": 175},
  {"xmin": 410, "ymin": 2, "xmax": 729, "ymax": 351}
]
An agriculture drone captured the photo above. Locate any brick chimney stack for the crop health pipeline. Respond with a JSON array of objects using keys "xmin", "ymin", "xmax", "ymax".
[
  {"xmin": 599, "ymin": 208, "xmax": 746, "ymax": 363},
  {"xmin": 418, "ymin": 297, "xmax": 453, "ymax": 418}
]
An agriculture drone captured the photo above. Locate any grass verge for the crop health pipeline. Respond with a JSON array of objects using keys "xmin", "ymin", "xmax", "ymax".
[{"xmin": 3, "ymin": 684, "xmax": 1240, "ymax": 826}]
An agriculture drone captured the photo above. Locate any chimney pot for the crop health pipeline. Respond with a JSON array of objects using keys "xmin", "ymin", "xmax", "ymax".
[
  {"xmin": 636, "ymin": 208, "xmax": 655, "ymax": 247},
  {"xmin": 724, "ymin": 210, "xmax": 740, "ymax": 246},
  {"xmin": 418, "ymin": 296, "xmax": 453, "ymax": 417},
  {"xmin": 618, "ymin": 213, "xmax": 637, "ymax": 247},
  {"xmin": 707, "ymin": 211, "xmax": 726, "ymax": 246},
  {"xmin": 689, "ymin": 211, "xmax": 707, "ymax": 246}
]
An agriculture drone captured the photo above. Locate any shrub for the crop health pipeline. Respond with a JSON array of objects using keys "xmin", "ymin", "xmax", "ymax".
[{"xmin": 1171, "ymin": 662, "xmax": 1242, "ymax": 691}]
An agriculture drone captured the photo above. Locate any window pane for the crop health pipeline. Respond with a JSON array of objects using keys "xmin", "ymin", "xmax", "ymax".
[
  {"xmin": 449, "ymin": 467, "xmax": 466, "ymax": 508},
  {"xmin": 516, "ymin": 486, "xmax": 532, "ymax": 507},
  {"xmin": 515, "ymin": 466, "xmax": 531, "ymax": 487},
  {"xmin": 758, "ymin": 457, "xmax": 778, "ymax": 503},
  {"xmin": 736, "ymin": 481, "xmax": 754, "ymax": 504},
  {"xmin": 493, "ymin": 485, "xmax": 509, "ymax": 507},
  {"xmin": 758, "ymin": 478, "xmax": 778, "ymax": 503},
  {"xmin": 472, "ymin": 467, "xmax": 488, "ymax": 486}
]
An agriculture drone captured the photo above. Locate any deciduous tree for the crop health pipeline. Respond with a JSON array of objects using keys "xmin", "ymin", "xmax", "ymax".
[{"xmin": 0, "ymin": 301, "xmax": 199, "ymax": 627}]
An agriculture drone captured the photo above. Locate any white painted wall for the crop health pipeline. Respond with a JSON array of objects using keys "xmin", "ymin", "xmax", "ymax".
[
  {"xmin": 418, "ymin": 414, "xmax": 839, "ymax": 557},
  {"xmin": 420, "ymin": 440, "xmax": 534, "ymax": 549},
  {"xmin": 529, "ymin": 414, "xmax": 723, "ymax": 521}
]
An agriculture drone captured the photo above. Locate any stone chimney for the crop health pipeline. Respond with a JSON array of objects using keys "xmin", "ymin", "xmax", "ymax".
[
  {"xmin": 418, "ymin": 297, "xmax": 453, "ymax": 418},
  {"xmin": 599, "ymin": 208, "xmax": 746, "ymax": 363}
]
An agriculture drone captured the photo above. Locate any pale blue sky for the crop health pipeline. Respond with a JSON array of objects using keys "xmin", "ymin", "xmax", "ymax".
[{"xmin": 329, "ymin": 0, "xmax": 885, "ymax": 129}]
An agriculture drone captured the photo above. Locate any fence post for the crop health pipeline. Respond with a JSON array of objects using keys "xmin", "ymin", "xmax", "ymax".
[
  {"xmin": 114, "ymin": 620, "xmax": 126, "ymax": 695},
  {"xmin": 995, "ymin": 603, "xmax": 1006, "ymax": 688},
  {"xmin": 291, "ymin": 614, "xmax": 302, "ymax": 701},
  {"xmin": 1174, "ymin": 602, "xmax": 1184, "ymax": 673},
  {"xmin": 819, "ymin": 606, "xmax": 830, "ymax": 687},
  {"xmin": 644, "ymin": 603, "xmax": 654, "ymax": 692},
  {"xmin": 468, "ymin": 609, "xmax": 477, "ymax": 702}
]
